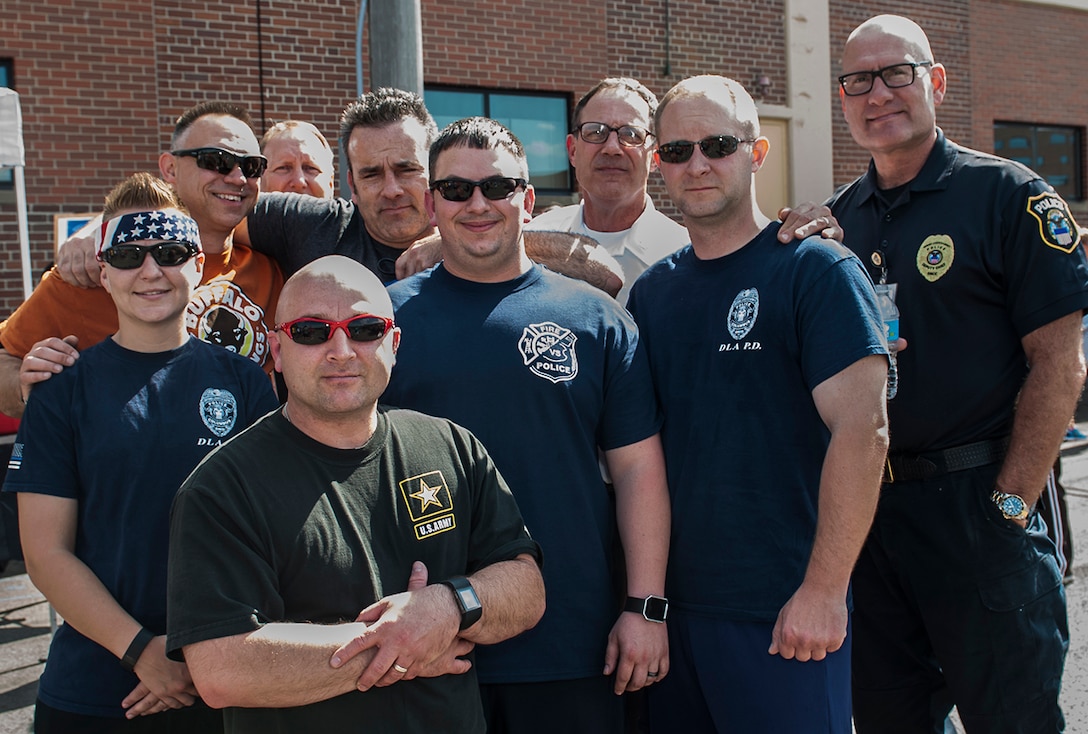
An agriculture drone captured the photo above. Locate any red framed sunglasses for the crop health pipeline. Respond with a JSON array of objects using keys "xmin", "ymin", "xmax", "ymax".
[{"xmin": 275, "ymin": 314, "xmax": 394, "ymax": 345}]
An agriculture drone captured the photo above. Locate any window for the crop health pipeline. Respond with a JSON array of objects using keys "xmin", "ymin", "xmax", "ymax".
[
  {"xmin": 994, "ymin": 122, "xmax": 1083, "ymax": 201},
  {"xmin": 424, "ymin": 87, "xmax": 571, "ymax": 192},
  {"xmin": 0, "ymin": 59, "xmax": 12, "ymax": 187}
]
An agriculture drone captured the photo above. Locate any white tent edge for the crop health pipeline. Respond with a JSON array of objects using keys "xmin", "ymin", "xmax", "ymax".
[{"xmin": 0, "ymin": 88, "xmax": 33, "ymax": 300}]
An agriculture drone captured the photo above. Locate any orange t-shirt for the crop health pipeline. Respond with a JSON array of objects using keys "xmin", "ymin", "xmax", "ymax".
[{"xmin": 0, "ymin": 243, "xmax": 283, "ymax": 374}]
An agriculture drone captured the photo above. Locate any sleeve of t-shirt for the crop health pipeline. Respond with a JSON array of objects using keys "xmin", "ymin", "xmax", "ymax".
[
  {"xmin": 238, "ymin": 359, "xmax": 279, "ymax": 418},
  {"xmin": 245, "ymin": 192, "xmax": 297, "ymax": 263},
  {"xmin": 0, "ymin": 269, "xmax": 113, "ymax": 357},
  {"xmin": 1000, "ymin": 180, "xmax": 1088, "ymax": 337},
  {"xmin": 795, "ymin": 241, "xmax": 888, "ymax": 391},
  {"xmin": 1, "ymin": 374, "xmax": 78, "ymax": 498},
  {"xmin": 596, "ymin": 306, "xmax": 663, "ymax": 451},
  {"xmin": 247, "ymin": 193, "xmax": 352, "ymax": 275}
]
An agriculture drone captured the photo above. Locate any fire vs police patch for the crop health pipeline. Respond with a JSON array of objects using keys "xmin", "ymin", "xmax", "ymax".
[{"xmin": 518, "ymin": 322, "xmax": 578, "ymax": 383}]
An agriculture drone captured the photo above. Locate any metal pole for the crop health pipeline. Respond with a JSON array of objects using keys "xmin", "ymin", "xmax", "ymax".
[
  {"xmin": 368, "ymin": 0, "xmax": 423, "ymax": 94},
  {"xmin": 14, "ymin": 166, "xmax": 31, "ymax": 298}
]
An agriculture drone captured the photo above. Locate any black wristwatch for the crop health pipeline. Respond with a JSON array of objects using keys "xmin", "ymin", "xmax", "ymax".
[
  {"xmin": 441, "ymin": 576, "xmax": 483, "ymax": 631},
  {"xmin": 624, "ymin": 594, "xmax": 669, "ymax": 623}
]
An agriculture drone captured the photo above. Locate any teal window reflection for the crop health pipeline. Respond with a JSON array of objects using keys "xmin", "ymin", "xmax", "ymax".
[{"xmin": 424, "ymin": 87, "xmax": 571, "ymax": 192}]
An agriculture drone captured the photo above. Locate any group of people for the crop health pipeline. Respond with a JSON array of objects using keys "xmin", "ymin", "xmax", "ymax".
[{"xmin": 1, "ymin": 12, "xmax": 1086, "ymax": 734}]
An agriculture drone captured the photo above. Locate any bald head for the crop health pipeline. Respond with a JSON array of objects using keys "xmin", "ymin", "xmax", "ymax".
[
  {"xmin": 845, "ymin": 14, "xmax": 934, "ymax": 63},
  {"xmin": 277, "ymin": 255, "xmax": 394, "ymax": 324},
  {"xmin": 654, "ymin": 75, "xmax": 760, "ymax": 141}
]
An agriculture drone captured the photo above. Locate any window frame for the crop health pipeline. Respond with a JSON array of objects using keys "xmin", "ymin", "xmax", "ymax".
[
  {"xmin": 424, "ymin": 85, "xmax": 573, "ymax": 195},
  {"xmin": 993, "ymin": 121, "xmax": 1084, "ymax": 201}
]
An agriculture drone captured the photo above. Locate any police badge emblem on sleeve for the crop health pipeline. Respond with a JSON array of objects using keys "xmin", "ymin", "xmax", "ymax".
[{"xmin": 1027, "ymin": 192, "xmax": 1081, "ymax": 253}]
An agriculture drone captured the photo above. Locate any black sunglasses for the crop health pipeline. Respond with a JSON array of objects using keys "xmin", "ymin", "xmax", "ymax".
[
  {"xmin": 656, "ymin": 135, "xmax": 756, "ymax": 164},
  {"xmin": 172, "ymin": 147, "xmax": 269, "ymax": 179},
  {"xmin": 100, "ymin": 243, "xmax": 200, "ymax": 270},
  {"xmin": 275, "ymin": 315, "xmax": 394, "ymax": 345},
  {"xmin": 431, "ymin": 176, "xmax": 528, "ymax": 202}
]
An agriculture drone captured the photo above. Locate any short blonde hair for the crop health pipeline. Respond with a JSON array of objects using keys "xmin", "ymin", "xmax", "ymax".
[{"xmin": 102, "ymin": 172, "xmax": 182, "ymax": 220}]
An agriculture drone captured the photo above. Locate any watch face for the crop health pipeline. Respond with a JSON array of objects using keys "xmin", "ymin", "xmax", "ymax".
[
  {"xmin": 644, "ymin": 596, "xmax": 669, "ymax": 622},
  {"xmin": 456, "ymin": 585, "xmax": 482, "ymax": 612},
  {"xmin": 1000, "ymin": 495, "xmax": 1026, "ymax": 517}
]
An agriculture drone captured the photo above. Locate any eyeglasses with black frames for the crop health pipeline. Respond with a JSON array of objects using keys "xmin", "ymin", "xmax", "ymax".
[{"xmin": 838, "ymin": 61, "xmax": 933, "ymax": 97}]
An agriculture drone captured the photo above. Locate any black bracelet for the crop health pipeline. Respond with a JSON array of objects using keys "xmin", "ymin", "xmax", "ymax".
[{"xmin": 120, "ymin": 627, "xmax": 155, "ymax": 672}]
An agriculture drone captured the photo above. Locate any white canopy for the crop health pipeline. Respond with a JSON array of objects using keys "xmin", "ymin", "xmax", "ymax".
[
  {"xmin": 0, "ymin": 88, "xmax": 31, "ymax": 299},
  {"xmin": 0, "ymin": 88, "xmax": 25, "ymax": 167}
]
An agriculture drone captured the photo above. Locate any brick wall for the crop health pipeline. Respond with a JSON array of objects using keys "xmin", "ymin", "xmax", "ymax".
[
  {"xmin": 0, "ymin": 0, "xmax": 358, "ymax": 317},
  {"xmin": 970, "ymin": 0, "xmax": 1088, "ymax": 219},
  {"xmin": 2, "ymin": 1, "xmax": 1086, "ymax": 318}
]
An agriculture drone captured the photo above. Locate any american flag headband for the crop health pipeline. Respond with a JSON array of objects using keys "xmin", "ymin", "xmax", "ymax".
[{"xmin": 96, "ymin": 209, "xmax": 202, "ymax": 259}]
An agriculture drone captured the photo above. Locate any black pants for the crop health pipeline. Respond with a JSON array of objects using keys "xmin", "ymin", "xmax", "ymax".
[
  {"xmin": 852, "ymin": 463, "xmax": 1067, "ymax": 734},
  {"xmin": 480, "ymin": 677, "xmax": 624, "ymax": 734},
  {"xmin": 35, "ymin": 699, "xmax": 223, "ymax": 734}
]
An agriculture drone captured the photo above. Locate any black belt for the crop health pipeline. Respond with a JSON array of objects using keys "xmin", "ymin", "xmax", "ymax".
[{"xmin": 883, "ymin": 437, "xmax": 1009, "ymax": 484}]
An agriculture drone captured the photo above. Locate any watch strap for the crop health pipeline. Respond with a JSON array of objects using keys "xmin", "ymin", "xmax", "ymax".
[
  {"xmin": 441, "ymin": 576, "xmax": 483, "ymax": 631},
  {"xmin": 624, "ymin": 594, "xmax": 669, "ymax": 622}
]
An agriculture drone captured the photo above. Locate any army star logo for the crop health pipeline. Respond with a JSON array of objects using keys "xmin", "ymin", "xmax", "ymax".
[{"xmin": 410, "ymin": 476, "xmax": 444, "ymax": 512}]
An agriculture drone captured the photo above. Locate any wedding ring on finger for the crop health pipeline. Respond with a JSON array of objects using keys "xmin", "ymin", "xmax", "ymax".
[{"xmin": 393, "ymin": 663, "xmax": 409, "ymax": 674}]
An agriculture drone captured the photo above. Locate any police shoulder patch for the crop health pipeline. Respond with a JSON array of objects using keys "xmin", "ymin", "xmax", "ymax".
[{"xmin": 1026, "ymin": 191, "xmax": 1081, "ymax": 253}]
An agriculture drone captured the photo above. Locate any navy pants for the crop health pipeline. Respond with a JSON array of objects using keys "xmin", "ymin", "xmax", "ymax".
[
  {"xmin": 648, "ymin": 610, "xmax": 852, "ymax": 733},
  {"xmin": 851, "ymin": 463, "xmax": 1067, "ymax": 734}
]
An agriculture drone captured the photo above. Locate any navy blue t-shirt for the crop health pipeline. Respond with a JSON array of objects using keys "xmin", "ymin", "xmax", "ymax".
[
  {"xmin": 827, "ymin": 130, "xmax": 1088, "ymax": 452},
  {"xmin": 628, "ymin": 225, "xmax": 886, "ymax": 621},
  {"xmin": 3, "ymin": 337, "xmax": 277, "ymax": 717},
  {"xmin": 384, "ymin": 264, "xmax": 661, "ymax": 683}
]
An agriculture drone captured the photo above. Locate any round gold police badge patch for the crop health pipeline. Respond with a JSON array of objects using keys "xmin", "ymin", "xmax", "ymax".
[{"xmin": 916, "ymin": 235, "xmax": 955, "ymax": 283}]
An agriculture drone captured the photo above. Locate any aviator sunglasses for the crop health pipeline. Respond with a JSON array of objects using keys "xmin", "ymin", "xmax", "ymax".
[
  {"xmin": 656, "ymin": 135, "xmax": 756, "ymax": 164},
  {"xmin": 275, "ymin": 315, "xmax": 395, "ymax": 345},
  {"xmin": 171, "ymin": 147, "xmax": 269, "ymax": 179},
  {"xmin": 431, "ymin": 176, "xmax": 528, "ymax": 202},
  {"xmin": 100, "ymin": 243, "xmax": 200, "ymax": 270}
]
